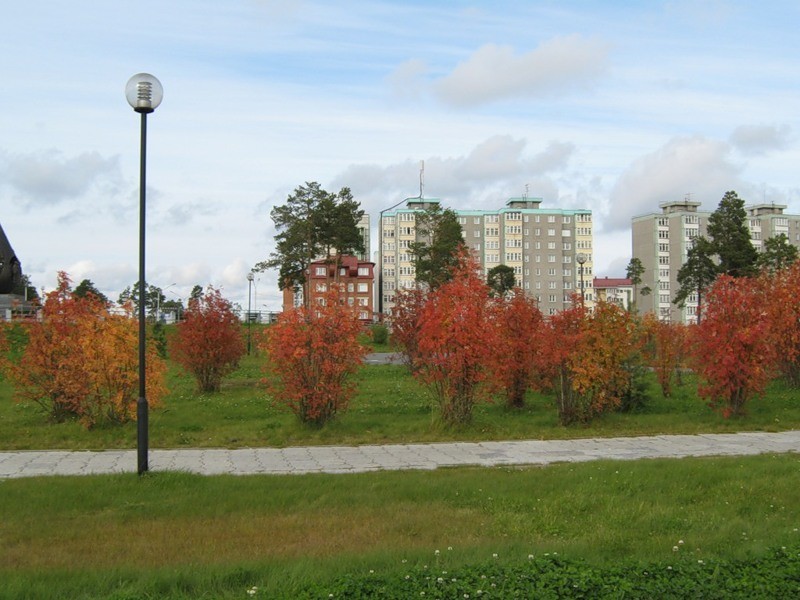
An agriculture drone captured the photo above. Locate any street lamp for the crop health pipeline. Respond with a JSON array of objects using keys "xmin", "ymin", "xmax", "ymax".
[
  {"xmin": 126, "ymin": 73, "xmax": 163, "ymax": 475},
  {"xmin": 576, "ymin": 252, "xmax": 587, "ymax": 308},
  {"xmin": 247, "ymin": 272, "xmax": 254, "ymax": 355}
]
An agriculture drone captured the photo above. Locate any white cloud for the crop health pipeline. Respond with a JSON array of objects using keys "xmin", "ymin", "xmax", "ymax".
[
  {"xmin": 729, "ymin": 124, "xmax": 792, "ymax": 156},
  {"xmin": 606, "ymin": 136, "xmax": 743, "ymax": 230},
  {"xmin": 434, "ymin": 35, "xmax": 611, "ymax": 107},
  {"xmin": 387, "ymin": 58, "xmax": 429, "ymax": 100},
  {"xmin": 0, "ymin": 149, "xmax": 122, "ymax": 207},
  {"xmin": 333, "ymin": 135, "xmax": 575, "ymax": 215}
]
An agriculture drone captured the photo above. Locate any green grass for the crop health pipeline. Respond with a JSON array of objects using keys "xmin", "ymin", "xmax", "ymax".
[
  {"xmin": 2, "ymin": 454, "xmax": 799, "ymax": 598},
  {"xmin": 2, "ymin": 354, "xmax": 800, "ymax": 450}
]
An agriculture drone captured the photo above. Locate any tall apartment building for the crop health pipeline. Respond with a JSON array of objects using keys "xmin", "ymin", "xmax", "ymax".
[
  {"xmin": 631, "ymin": 199, "xmax": 800, "ymax": 324},
  {"xmin": 379, "ymin": 196, "xmax": 594, "ymax": 316}
]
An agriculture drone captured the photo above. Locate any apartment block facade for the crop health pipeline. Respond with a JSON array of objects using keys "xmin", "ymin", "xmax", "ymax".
[
  {"xmin": 379, "ymin": 197, "xmax": 594, "ymax": 316},
  {"xmin": 631, "ymin": 199, "xmax": 800, "ymax": 323}
]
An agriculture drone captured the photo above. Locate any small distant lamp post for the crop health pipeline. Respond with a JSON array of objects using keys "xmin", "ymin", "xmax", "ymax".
[
  {"xmin": 126, "ymin": 73, "xmax": 163, "ymax": 476},
  {"xmin": 576, "ymin": 253, "xmax": 587, "ymax": 308},
  {"xmin": 247, "ymin": 272, "xmax": 254, "ymax": 355}
]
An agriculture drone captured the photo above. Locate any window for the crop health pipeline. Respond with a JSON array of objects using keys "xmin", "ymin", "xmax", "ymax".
[
  {"xmin": 399, "ymin": 227, "xmax": 414, "ymax": 236},
  {"xmin": 548, "ymin": 255, "xmax": 556, "ymax": 263},
  {"xmin": 347, "ymin": 283, "xmax": 354, "ymax": 292},
  {"xmin": 315, "ymin": 266, "xmax": 326, "ymax": 276},
  {"xmin": 358, "ymin": 267, "xmax": 370, "ymax": 276},
  {"xmin": 357, "ymin": 283, "xmax": 368, "ymax": 293},
  {"xmin": 505, "ymin": 225, "xmax": 522, "ymax": 234},
  {"xmin": 549, "ymin": 295, "xmax": 557, "ymax": 303},
  {"xmin": 548, "ymin": 229, "xmax": 556, "ymax": 236},
  {"xmin": 474, "ymin": 217, "xmax": 481, "ymax": 224},
  {"xmin": 659, "ymin": 243, "xmax": 669, "ymax": 252},
  {"xmin": 357, "ymin": 297, "xmax": 368, "ymax": 306},
  {"xmin": 563, "ymin": 216, "xmax": 571, "ymax": 224},
  {"xmin": 548, "ymin": 268, "xmax": 556, "ymax": 276},
  {"xmin": 399, "ymin": 212, "xmax": 415, "ymax": 222},
  {"xmin": 561, "ymin": 229, "xmax": 572, "ymax": 237},
  {"xmin": 658, "ymin": 230, "xmax": 670, "ymax": 239},
  {"xmin": 359, "ymin": 311, "xmax": 369, "ymax": 320},
  {"xmin": 547, "ymin": 241, "xmax": 556, "ymax": 250},
  {"xmin": 474, "ymin": 230, "xmax": 481, "ymax": 238},
  {"xmin": 563, "ymin": 242, "xmax": 572, "ymax": 251},
  {"xmin": 506, "ymin": 211, "xmax": 522, "ymax": 220},
  {"xmin": 549, "ymin": 281, "xmax": 557, "ymax": 289},
  {"xmin": 315, "ymin": 283, "xmax": 327, "ymax": 292},
  {"xmin": 548, "ymin": 215, "xmax": 556, "ymax": 223}
]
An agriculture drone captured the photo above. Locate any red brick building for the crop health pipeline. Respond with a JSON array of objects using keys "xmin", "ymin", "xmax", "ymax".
[{"xmin": 282, "ymin": 255, "xmax": 376, "ymax": 322}]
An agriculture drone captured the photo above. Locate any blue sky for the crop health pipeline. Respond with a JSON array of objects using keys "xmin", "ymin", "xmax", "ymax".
[{"xmin": 2, "ymin": 0, "xmax": 798, "ymax": 310}]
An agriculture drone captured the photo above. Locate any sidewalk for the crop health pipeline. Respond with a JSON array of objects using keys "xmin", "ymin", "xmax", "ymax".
[{"xmin": 1, "ymin": 430, "xmax": 798, "ymax": 479}]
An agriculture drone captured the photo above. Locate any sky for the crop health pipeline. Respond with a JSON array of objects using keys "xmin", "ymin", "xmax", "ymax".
[{"xmin": 2, "ymin": 0, "xmax": 798, "ymax": 311}]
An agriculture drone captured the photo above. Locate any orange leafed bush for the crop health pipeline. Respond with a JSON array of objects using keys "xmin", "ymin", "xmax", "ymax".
[
  {"xmin": 692, "ymin": 275, "xmax": 775, "ymax": 417},
  {"xmin": 170, "ymin": 287, "xmax": 245, "ymax": 392},
  {"xmin": 642, "ymin": 313, "xmax": 688, "ymax": 397},
  {"xmin": 414, "ymin": 250, "xmax": 499, "ymax": 425},
  {"xmin": 261, "ymin": 287, "xmax": 367, "ymax": 426},
  {"xmin": 490, "ymin": 288, "xmax": 545, "ymax": 408},
  {"xmin": 0, "ymin": 272, "xmax": 166, "ymax": 427}
]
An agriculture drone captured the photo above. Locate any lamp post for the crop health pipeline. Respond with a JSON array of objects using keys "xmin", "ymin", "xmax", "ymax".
[
  {"xmin": 126, "ymin": 73, "xmax": 163, "ymax": 475},
  {"xmin": 576, "ymin": 252, "xmax": 587, "ymax": 309},
  {"xmin": 247, "ymin": 272, "xmax": 254, "ymax": 355}
]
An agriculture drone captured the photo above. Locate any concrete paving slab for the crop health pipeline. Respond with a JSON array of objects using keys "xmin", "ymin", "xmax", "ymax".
[{"xmin": 0, "ymin": 430, "xmax": 797, "ymax": 478}]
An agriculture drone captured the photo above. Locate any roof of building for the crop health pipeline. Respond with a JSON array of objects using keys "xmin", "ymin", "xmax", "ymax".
[{"xmin": 593, "ymin": 277, "xmax": 632, "ymax": 288}]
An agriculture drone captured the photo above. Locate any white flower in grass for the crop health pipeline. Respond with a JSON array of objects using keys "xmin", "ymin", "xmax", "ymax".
[
  {"xmin": 673, "ymin": 546, "xmax": 679, "ymax": 552},
  {"xmin": 492, "ymin": 553, "xmax": 498, "ymax": 559}
]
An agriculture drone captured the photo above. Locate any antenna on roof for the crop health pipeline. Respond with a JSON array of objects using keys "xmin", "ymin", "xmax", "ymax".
[
  {"xmin": 684, "ymin": 192, "xmax": 692, "ymax": 202},
  {"xmin": 419, "ymin": 160, "xmax": 424, "ymax": 199},
  {"xmin": 524, "ymin": 183, "xmax": 529, "ymax": 199}
]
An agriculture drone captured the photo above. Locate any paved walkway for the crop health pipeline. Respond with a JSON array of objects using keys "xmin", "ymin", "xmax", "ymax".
[{"xmin": 1, "ymin": 431, "xmax": 798, "ymax": 479}]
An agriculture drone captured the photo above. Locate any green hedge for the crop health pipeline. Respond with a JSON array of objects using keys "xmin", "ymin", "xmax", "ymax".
[{"xmin": 296, "ymin": 546, "xmax": 800, "ymax": 599}]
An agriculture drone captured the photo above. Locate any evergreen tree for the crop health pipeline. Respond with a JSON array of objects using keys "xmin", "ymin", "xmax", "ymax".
[
  {"xmin": 757, "ymin": 233, "xmax": 798, "ymax": 274},
  {"xmin": 487, "ymin": 264, "xmax": 516, "ymax": 297},
  {"xmin": 74, "ymin": 279, "xmax": 108, "ymax": 304},
  {"xmin": 625, "ymin": 257, "xmax": 651, "ymax": 311},
  {"xmin": 706, "ymin": 190, "xmax": 758, "ymax": 278},
  {"xmin": 408, "ymin": 204, "xmax": 464, "ymax": 290},
  {"xmin": 673, "ymin": 236, "xmax": 717, "ymax": 321},
  {"xmin": 255, "ymin": 182, "xmax": 364, "ymax": 304}
]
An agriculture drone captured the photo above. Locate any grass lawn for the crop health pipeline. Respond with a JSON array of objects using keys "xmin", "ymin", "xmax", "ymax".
[
  {"xmin": 2, "ymin": 343, "xmax": 799, "ymax": 597},
  {"xmin": 2, "ymin": 453, "xmax": 799, "ymax": 598},
  {"xmin": 1, "ymin": 351, "xmax": 799, "ymax": 450}
]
